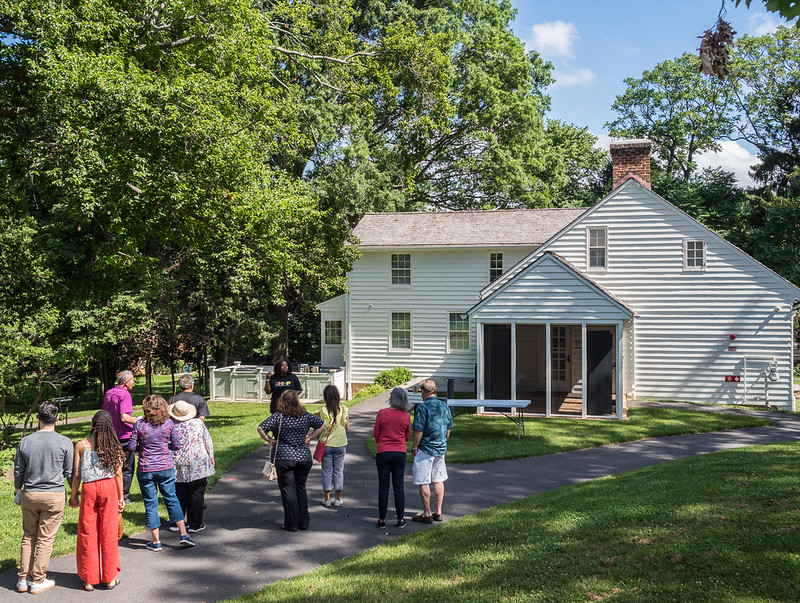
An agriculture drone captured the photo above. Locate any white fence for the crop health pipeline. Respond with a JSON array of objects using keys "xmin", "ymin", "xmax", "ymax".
[{"xmin": 209, "ymin": 365, "xmax": 345, "ymax": 402}]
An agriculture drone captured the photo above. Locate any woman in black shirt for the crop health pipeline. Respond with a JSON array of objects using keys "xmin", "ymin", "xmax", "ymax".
[
  {"xmin": 257, "ymin": 390, "xmax": 324, "ymax": 531},
  {"xmin": 264, "ymin": 360, "xmax": 302, "ymax": 414}
]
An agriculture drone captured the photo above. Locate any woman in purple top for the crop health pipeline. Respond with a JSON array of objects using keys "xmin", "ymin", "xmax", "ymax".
[{"xmin": 129, "ymin": 395, "xmax": 195, "ymax": 551}]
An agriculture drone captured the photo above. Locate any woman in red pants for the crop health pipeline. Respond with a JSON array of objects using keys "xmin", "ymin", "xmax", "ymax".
[{"xmin": 69, "ymin": 410, "xmax": 126, "ymax": 591}]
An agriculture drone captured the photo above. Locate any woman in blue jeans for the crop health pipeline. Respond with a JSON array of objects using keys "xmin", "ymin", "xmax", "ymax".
[
  {"xmin": 258, "ymin": 390, "xmax": 325, "ymax": 531},
  {"xmin": 130, "ymin": 395, "xmax": 195, "ymax": 550},
  {"xmin": 372, "ymin": 388, "xmax": 412, "ymax": 528},
  {"xmin": 317, "ymin": 385, "xmax": 349, "ymax": 507}
]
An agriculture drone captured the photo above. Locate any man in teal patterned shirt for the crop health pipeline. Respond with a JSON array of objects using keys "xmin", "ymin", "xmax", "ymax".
[{"xmin": 411, "ymin": 379, "xmax": 453, "ymax": 524}]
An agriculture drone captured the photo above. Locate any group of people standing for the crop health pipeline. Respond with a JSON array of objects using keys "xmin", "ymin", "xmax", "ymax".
[
  {"xmin": 13, "ymin": 364, "xmax": 454, "ymax": 594},
  {"xmin": 13, "ymin": 371, "xmax": 214, "ymax": 594},
  {"xmin": 257, "ymin": 376, "xmax": 453, "ymax": 532}
]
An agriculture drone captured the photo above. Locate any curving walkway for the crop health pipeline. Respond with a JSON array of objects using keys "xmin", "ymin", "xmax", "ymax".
[{"xmin": 3, "ymin": 396, "xmax": 800, "ymax": 601}]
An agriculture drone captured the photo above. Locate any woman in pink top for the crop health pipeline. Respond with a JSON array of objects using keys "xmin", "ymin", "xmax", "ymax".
[{"xmin": 373, "ymin": 388, "xmax": 412, "ymax": 528}]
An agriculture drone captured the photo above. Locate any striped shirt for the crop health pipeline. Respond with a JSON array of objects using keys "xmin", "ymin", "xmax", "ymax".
[{"xmin": 130, "ymin": 419, "xmax": 181, "ymax": 473}]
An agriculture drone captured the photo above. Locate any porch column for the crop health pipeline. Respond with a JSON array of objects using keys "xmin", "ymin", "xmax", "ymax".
[
  {"xmin": 477, "ymin": 322, "xmax": 485, "ymax": 400},
  {"xmin": 581, "ymin": 324, "xmax": 587, "ymax": 419},
  {"xmin": 510, "ymin": 323, "xmax": 517, "ymax": 400},
  {"xmin": 545, "ymin": 322, "xmax": 552, "ymax": 417},
  {"xmin": 616, "ymin": 320, "xmax": 624, "ymax": 420}
]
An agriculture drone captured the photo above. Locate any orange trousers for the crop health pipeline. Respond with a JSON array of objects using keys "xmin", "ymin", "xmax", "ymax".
[{"xmin": 76, "ymin": 477, "xmax": 120, "ymax": 585}]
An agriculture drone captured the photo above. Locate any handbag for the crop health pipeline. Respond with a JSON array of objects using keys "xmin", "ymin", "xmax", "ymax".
[
  {"xmin": 313, "ymin": 418, "xmax": 333, "ymax": 462},
  {"xmin": 262, "ymin": 415, "xmax": 282, "ymax": 481}
]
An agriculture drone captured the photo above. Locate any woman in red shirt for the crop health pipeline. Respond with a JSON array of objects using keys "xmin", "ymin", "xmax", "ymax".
[{"xmin": 373, "ymin": 388, "xmax": 412, "ymax": 528}]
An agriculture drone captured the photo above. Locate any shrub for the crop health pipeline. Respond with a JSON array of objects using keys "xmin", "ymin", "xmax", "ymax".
[{"xmin": 373, "ymin": 367, "xmax": 413, "ymax": 388}]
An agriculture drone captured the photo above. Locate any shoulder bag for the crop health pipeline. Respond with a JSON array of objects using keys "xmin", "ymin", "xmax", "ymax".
[
  {"xmin": 313, "ymin": 414, "xmax": 332, "ymax": 463},
  {"xmin": 262, "ymin": 414, "xmax": 282, "ymax": 481}
]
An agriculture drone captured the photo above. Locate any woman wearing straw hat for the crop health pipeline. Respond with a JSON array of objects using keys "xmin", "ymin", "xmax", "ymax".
[{"xmin": 169, "ymin": 400, "xmax": 215, "ymax": 534}]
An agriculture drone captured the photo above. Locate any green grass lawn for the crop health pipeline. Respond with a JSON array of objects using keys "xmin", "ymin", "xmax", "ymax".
[
  {"xmin": 229, "ymin": 440, "xmax": 800, "ymax": 602},
  {"xmin": 366, "ymin": 407, "xmax": 772, "ymax": 463},
  {"xmin": 0, "ymin": 398, "xmax": 778, "ymax": 576}
]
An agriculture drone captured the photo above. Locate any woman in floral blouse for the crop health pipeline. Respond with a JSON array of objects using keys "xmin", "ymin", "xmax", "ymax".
[
  {"xmin": 169, "ymin": 400, "xmax": 215, "ymax": 533},
  {"xmin": 257, "ymin": 390, "xmax": 325, "ymax": 532}
]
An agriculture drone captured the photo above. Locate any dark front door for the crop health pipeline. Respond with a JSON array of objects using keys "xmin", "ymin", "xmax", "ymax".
[
  {"xmin": 586, "ymin": 330, "xmax": 613, "ymax": 415},
  {"xmin": 484, "ymin": 324, "xmax": 511, "ymax": 400}
]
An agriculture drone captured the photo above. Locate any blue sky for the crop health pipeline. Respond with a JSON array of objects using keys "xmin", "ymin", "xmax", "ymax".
[{"xmin": 507, "ymin": 0, "xmax": 785, "ymax": 184}]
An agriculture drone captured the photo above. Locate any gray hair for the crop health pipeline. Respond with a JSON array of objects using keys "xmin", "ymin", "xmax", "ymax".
[
  {"xmin": 389, "ymin": 387, "xmax": 412, "ymax": 412},
  {"xmin": 116, "ymin": 370, "xmax": 134, "ymax": 386},
  {"xmin": 178, "ymin": 373, "xmax": 194, "ymax": 391}
]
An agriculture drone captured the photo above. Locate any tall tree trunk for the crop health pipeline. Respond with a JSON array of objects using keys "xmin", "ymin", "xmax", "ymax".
[
  {"xmin": 271, "ymin": 304, "xmax": 290, "ymax": 362},
  {"xmin": 146, "ymin": 356, "xmax": 152, "ymax": 395},
  {"xmin": 170, "ymin": 351, "xmax": 176, "ymax": 396}
]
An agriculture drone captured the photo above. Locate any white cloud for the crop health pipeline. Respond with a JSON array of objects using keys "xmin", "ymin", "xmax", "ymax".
[
  {"xmin": 551, "ymin": 67, "xmax": 597, "ymax": 89},
  {"xmin": 695, "ymin": 141, "xmax": 758, "ymax": 185},
  {"xmin": 526, "ymin": 21, "xmax": 578, "ymax": 59},
  {"xmin": 591, "ymin": 131, "xmax": 613, "ymax": 152},
  {"xmin": 748, "ymin": 13, "xmax": 782, "ymax": 36}
]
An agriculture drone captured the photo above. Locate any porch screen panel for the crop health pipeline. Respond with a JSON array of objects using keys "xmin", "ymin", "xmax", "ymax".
[{"xmin": 551, "ymin": 326, "xmax": 567, "ymax": 381}]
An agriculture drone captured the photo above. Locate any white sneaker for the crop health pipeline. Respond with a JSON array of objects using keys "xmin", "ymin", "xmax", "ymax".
[
  {"xmin": 16, "ymin": 579, "xmax": 28, "ymax": 593},
  {"xmin": 332, "ymin": 499, "xmax": 343, "ymax": 507},
  {"xmin": 29, "ymin": 579, "xmax": 55, "ymax": 594},
  {"xmin": 322, "ymin": 499, "xmax": 332, "ymax": 507}
]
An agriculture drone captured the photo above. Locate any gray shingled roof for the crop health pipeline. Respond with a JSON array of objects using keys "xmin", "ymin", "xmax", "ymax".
[{"xmin": 353, "ymin": 209, "xmax": 587, "ymax": 248}]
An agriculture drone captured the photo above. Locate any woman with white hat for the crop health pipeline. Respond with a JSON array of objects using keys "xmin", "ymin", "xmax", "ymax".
[{"xmin": 169, "ymin": 400, "xmax": 215, "ymax": 533}]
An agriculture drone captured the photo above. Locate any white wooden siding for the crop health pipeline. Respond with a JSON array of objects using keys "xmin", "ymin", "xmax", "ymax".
[
  {"xmin": 318, "ymin": 295, "xmax": 346, "ymax": 369},
  {"xmin": 347, "ymin": 247, "xmax": 534, "ymax": 385},
  {"xmin": 529, "ymin": 183, "xmax": 798, "ymax": 408}
]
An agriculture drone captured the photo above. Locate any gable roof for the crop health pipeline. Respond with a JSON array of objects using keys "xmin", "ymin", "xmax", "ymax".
[
  {"xmin": 352, "ymin": 208, "xmax": 587, "ymax": 248},
  {"xmin": 479, "ymin": 178, "xmax": 800, "ymax": 300},
  {"xmin": 469, "ymin": 251, "xmax": 634, "ymax": 319}
]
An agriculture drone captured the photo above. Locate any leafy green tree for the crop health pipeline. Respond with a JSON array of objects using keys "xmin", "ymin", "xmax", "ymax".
[
  {"xmin": 306, "ymin": 0, "xmax": 606, "ymax": 213},
  {"xmin": 735, "ymin": 0, "xmax": 800, "ymax": 21},
  {"xmin": 607, "ymin": 53, "xmax": 734, "ymax": 181},
  {"xmin": 728, "ymin": 26, "xmax": 800, "ymax": 195}
]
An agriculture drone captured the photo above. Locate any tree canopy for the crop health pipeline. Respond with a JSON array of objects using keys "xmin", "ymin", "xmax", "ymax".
[{"xmin": 0, "ymin": 0, "xmax": 610, "ymax": 403}]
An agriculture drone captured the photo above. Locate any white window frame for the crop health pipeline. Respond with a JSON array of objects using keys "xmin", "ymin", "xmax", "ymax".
[
  {"xmin": 684, "ymin": 239, "xmax": 706, "ymax": 270},
  {"xmin": 448, "ymin": 312, "xmax": 470, "ymax": 352},
  {"xmin": 587, "ymin": 227, "xmax": 608, "ymax": 270},
  {"xmin": 389, "ymin": 311, "xmax": 412, "ymax": 352},
  {"xmin": 390, "ymin": 253, "xmax": 412, "ymax": 286},
  {"xmin": 489, "ymin": 252, "xmax": 503, "ymax": 282},
  {"xmin": 324, "ymin": 320, "xmax": 343, "ymax": 345}
]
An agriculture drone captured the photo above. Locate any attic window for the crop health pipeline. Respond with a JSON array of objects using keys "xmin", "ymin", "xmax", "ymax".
[
  {"xmin": 489, "ymin": 253, "xmax": 503, "ymax": 282},
  {"xmin": 588, "ymin": 227, "xmax": 607, "ymax": 269},
  {"xmin": 391, "ymin": 254, "xmax": 411, "ymax": 285},
  {"xmin": 685, "ymin": 240, "xmax": 706, "ymax": 270}
]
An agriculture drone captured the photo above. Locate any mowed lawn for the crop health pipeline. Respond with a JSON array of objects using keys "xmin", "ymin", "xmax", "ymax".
[
  {"xmin": 0, "ymin": 399, "xmax": 778, "ymax": 580},
  {"xmin": 230, "ymin": 440, "xmax": 800, "ymax": 602}
]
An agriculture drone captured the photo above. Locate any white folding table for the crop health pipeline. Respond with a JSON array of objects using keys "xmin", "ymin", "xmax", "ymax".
[{"xmin": 446, "ymin": 399, "xmax": 531, "ymax": 440}]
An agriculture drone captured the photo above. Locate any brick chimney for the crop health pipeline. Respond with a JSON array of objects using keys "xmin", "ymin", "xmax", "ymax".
[{"xmin": 610, "ymin": 139, "xmax": 652, "ymax": 190}]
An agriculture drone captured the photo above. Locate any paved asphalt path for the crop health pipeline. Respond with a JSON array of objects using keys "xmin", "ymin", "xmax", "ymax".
[{"xmin": 3, "ymin": 397, "xmax": 800, "ymax": 601}]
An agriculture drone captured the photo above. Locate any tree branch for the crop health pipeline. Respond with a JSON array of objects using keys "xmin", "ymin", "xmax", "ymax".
[{"xmin": 270, "ymin": 46, "xmax": 378, "ymax": 65}]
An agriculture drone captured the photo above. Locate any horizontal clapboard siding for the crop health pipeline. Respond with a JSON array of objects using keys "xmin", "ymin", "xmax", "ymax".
[
  {"xmin": 534, "ymin": 183, "xmax": 798, "ymax": 407},
  {"xmin": 347, "ymin": 247, "xmax": 534, "ymax": 385}
]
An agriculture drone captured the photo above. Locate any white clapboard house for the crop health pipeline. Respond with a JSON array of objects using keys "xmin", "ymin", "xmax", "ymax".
[{"xmin": 318, "ymin": 140, "xmax": 800, "ymax": 416}]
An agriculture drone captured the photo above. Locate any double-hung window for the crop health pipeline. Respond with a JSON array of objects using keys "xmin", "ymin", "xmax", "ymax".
[
  {"xmin": 588, "ymin": 227, "xmax": 607, "ymax": 269},
  {"xmin": 448, "ymin": 313, "xmax": 470, "ymax": 351},
  {"xmin": 685, "ymin": 240, "xmax": 706, "ymax": 269},
  {"xmin": 391, "ymin": 254, "xmax": 411, "ymax": 285},
  {"xmin": 489, "ymin": 252, "xmax": 503, "ymax": 282},
  {"xmin": 390, "ymin": 312, "xmax": 411, "ymax": 351},
  {"xmin": 324, "ymin": 320, "xmax": 342, "ymax": 345}
]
